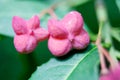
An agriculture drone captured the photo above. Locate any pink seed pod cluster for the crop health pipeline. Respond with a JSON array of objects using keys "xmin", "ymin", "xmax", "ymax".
[
  {"xmin": 48, "ymin": 11, "xmax": 90, "ymax": 56},
  {"xmin": 12, "ymin": 11, "xmax": 90, "ymax": 56},
  {"xmin": 12, "ymin": 15, "xmax": 49, "ymax": 53},
  {"xmin": 100, "ymin": 64, "xmax": 120, "ymax": 80}
]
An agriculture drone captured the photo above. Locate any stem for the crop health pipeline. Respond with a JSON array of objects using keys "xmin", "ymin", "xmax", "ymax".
[
  {"xmin": 39, "ymin": 9, "xmax": 48, "ymax": 18},
  {"xmin": 100, "ymin": 46, "xmax": 117, "ymax": 68},
  {"xmin": 38, "ymin": 3, "xmax": 58, "ymax": 19},
  {"xmin": 98, "ymin": 45, "xmax": 108, "ymax": 74},
  {"xmin": 96, "ymin": 21, "xmax": 108, "ymax": 74},
  {"xmin": 95, "ymin": 21, "xmax": 103, "ymax": 45},
  {"xmin": 48, "ymin": 8, "xmax": 57, "ymax": 19},
  {"xmin": 96, "ymin": 21, "xmax": 118, "ymax": 73}
]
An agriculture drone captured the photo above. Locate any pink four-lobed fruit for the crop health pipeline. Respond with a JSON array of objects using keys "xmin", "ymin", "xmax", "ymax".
[
  {"xmin": 48, "ymin": 11, "xmax": 90, "ymax": 56},
  {"xmin": 12, "ymin": 15, "xmax": 49, "ymax": 53}
]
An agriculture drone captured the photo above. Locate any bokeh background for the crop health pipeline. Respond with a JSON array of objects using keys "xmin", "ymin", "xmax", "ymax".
[{"xmin": 0, "ymin": 0, "xmax": 120, "ymax": 80}]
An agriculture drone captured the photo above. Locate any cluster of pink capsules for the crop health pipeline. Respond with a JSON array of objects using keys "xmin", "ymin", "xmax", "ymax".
[{"xmin": 12, "ymin": 11, "xmax": 90, "ymax": 57}]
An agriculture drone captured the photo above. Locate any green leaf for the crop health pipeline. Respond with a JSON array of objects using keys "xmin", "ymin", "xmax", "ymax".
[
  {"xmin": 84, "ymin": 24, "xmax": 97, "ymax": 41},
  {"xmin": 64, "ymin": 0, "xmax": 94, "ymax": 7},
  {"xmin": 29, "ymin": 45, "xmax": 99, "ymax": 80},
  {"xmin": 116, "ymin": 0, "xmax": 120, "ymax": 11},
  {"xmin": 74, "ymin": 1, "xmax": 99, "ymax": 34},
  {"xmin": 0, "ymin": 36, "xmax": 33, "ymax": 80},
  {"xmin": 102, "ymin": 22, "xmax": 111, "ymax": 45},
  {"xmin": 111, "ymin": 27, "xmax": 120, "ymax": 51},
  {"xmin": 0, "ymin": 0, "xmax": 71, "ymax": 37},
  {"xmin": 111, "ymin": 28, "xmax": 120, "ymax": 42},
  {"xmin": 0, "ymin": 36, "xmax": 53, "ymax": 80},
  {"xmin": 110, "ymin": 47, "xmax": 120, "ymax": 62},
  {"xmin": 104, "ymin": 0, "xmax": 120, "ymax": 27},
  {"xmin": 0, "ymin": 0, "xmax": 61, "ymax": 37},
  {"xmin": 0, "ymin": 1, "xmax": 44, "ymax": 37},
  {"xmin": 33, "ymin": 40, "xmax": 54, "ymax": 66}
]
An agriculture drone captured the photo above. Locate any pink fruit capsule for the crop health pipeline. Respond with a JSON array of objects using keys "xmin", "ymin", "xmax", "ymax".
[
  {"xmin": 12, "ymin": 15, "xmax": 49, "ymax": 53},
  {"xmin": 48, "ymin": 11, "xmax": 90, "ymax": 56}
]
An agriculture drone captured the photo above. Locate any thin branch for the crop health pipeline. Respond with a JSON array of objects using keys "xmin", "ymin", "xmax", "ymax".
[
  {"xmin": 96, "ymin": 21, "xmax": 108, "ymax": 74},
  {"xmin": 47, "ymin": 8, "xmax": 57, "ymax": 19},
  {"xmin": 39, "ymin": 9, "xmax": 48, "ymax": 18},
  {"xmin": 38, "ymin": 2, "xmax": 59, "ymax": 19},
  {"xmin": 99, "ymin": 46, "xmax": 117, "ymax": 68},
  {"xmin": 98, "ymin": 45, "xmax": 108, "ymax": 74},
  {"xmin": 96, "ymin": 21, "xmax": 118, "ymax": 73}
]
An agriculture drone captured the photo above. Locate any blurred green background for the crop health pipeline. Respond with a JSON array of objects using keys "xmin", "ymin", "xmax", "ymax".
[{"xmin": 0, "ymin": 0, "xmax": 120, "ymax": 80}]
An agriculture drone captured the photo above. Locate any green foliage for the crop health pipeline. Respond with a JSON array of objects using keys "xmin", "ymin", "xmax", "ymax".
[
  {"xmin": 64, "ymin": 0, "xmax": 94, "ymax": 7},
  {"xmin": 111, "ymin": 28, "xmax": 120, "ymax": 51},
  {"xmin": 116, "ymin": 0, "xmax": 120, "ymax": 11},
  {"xmin": 0, "ymin": 1, "xmax": 44, "ymax": 37},
  {"xmin": 0, "ymin": 0, "xmax": 120, "ymax": 80},
  {"xmin": 104, "ymin": 0, "xmax": 120, "ymax": 27},
  {"xmin": 29, "ymin": 45, "xmax": 99, "ymax": 80},
  {"xmin": 110, "ymin": 47, "xmax": 120, "ymax": 62},
  {"xmin": 74, "ymin": 1, "xmax": 99, "ymax": 34},
  {"xmin": 0, "ymin": 36, "xmax": 53, "ymax": 80},
  {"xmin": 0, "ymin": 36, "xmax": 29, "ymax": 80}
]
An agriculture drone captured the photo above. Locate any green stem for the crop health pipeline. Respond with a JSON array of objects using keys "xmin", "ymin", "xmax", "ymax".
[{"xmin": 96, "ymin": 21, "xmax": 108, "ymax": 74}]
